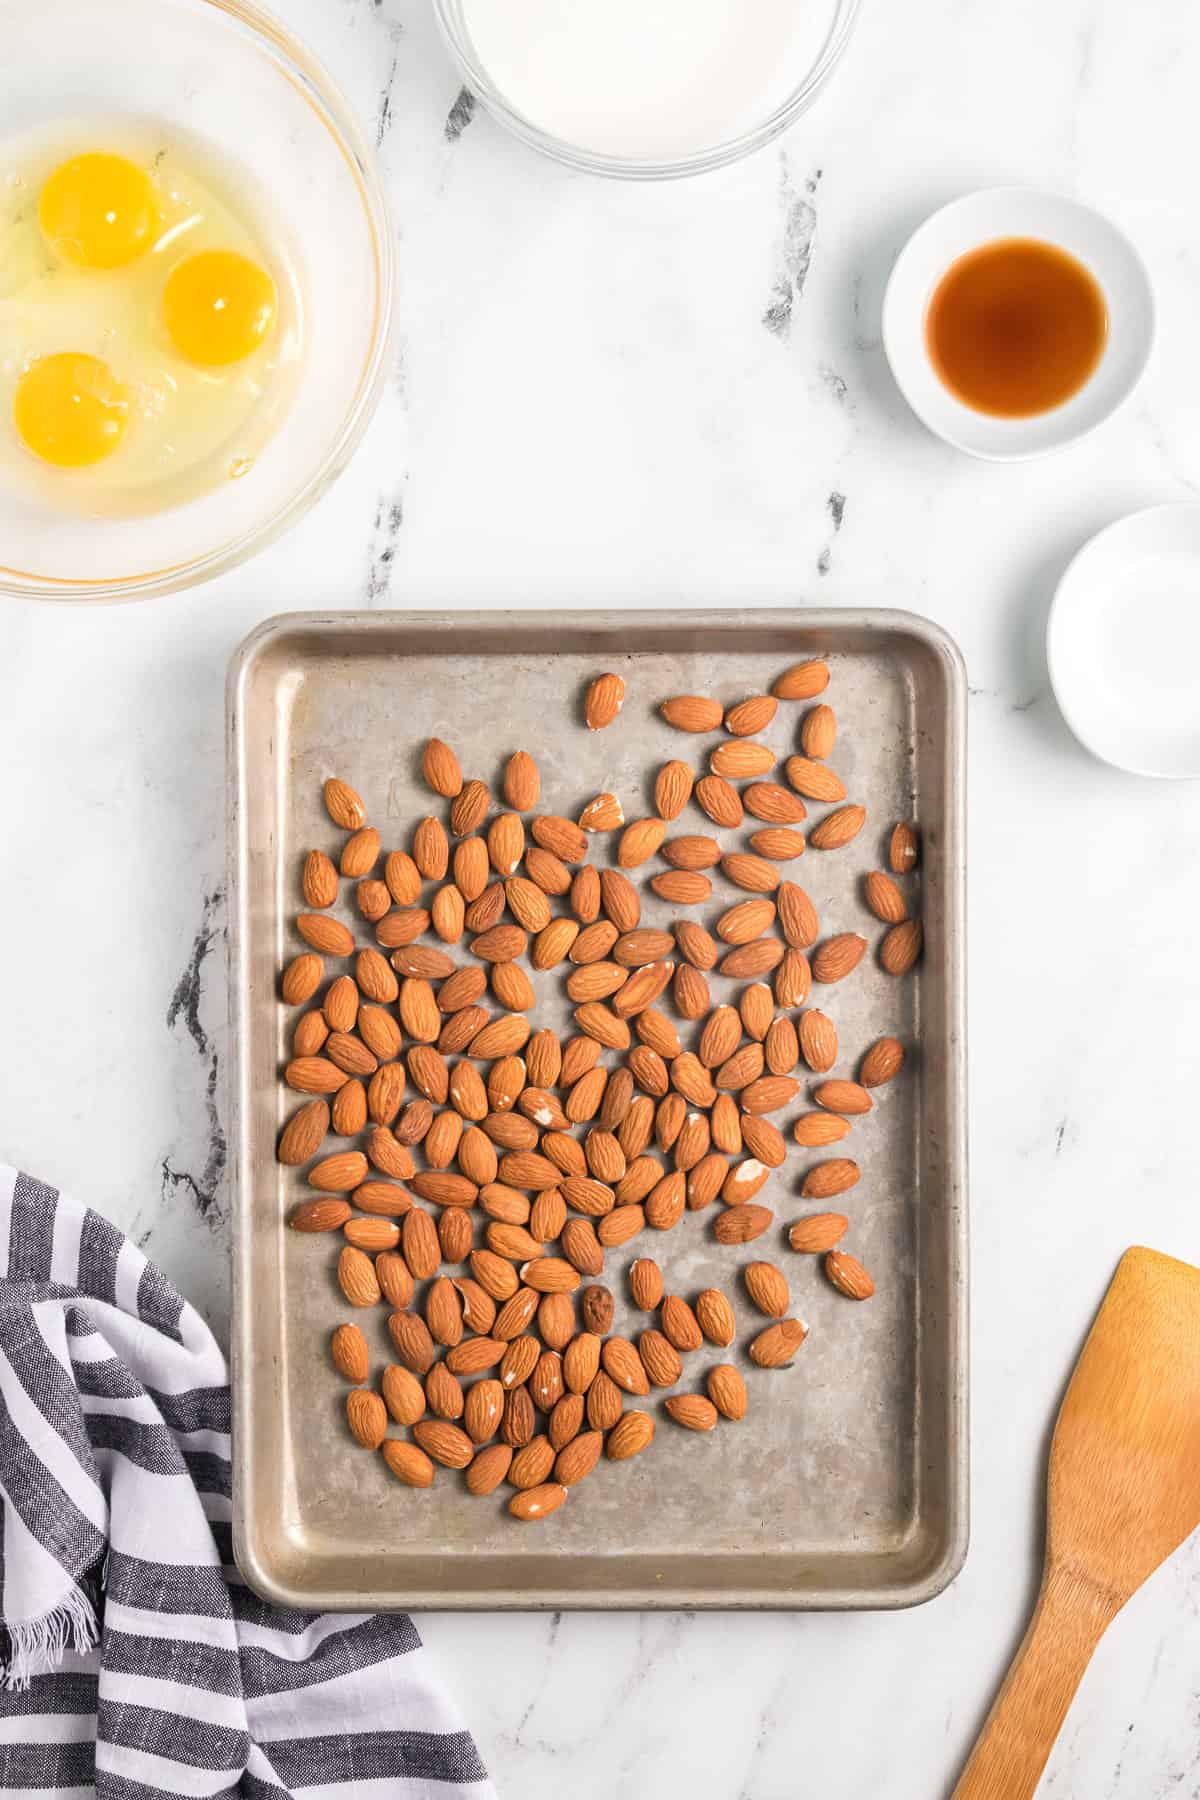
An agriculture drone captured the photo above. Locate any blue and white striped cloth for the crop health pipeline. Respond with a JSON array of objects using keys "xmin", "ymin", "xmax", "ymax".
[{"xmin": 0, "ymin": 1166, "xmax": 494, "ymax": 1798}]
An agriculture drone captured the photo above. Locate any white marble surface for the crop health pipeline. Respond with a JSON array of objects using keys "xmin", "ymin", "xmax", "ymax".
[{"xmin": 3, "ymin": 0, "xmax": 1200, "ymax": 1793}]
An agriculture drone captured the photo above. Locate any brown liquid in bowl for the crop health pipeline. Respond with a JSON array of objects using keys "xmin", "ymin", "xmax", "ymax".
[{"xmin": 925, "ymin": 237, "xmax": 1108, "ymax": 418}]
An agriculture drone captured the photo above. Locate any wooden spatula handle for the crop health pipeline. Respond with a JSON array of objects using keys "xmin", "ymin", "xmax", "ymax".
[{"xmin": 952, "ymin": 1564, "xmax": 1118, "ymax": 1800}]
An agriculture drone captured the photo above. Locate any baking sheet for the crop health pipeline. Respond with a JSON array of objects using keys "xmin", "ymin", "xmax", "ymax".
[{"xmin": 227, "ymin": 608, "xmax": 967, "ymax": 1609}]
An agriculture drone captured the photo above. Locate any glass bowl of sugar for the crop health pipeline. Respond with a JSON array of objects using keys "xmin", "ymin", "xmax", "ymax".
[{"xmin": 432, "ymin": 0, "xmax": 861, "ymax": 178}]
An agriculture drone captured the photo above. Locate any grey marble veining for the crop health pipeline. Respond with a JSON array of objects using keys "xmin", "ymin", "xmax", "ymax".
[{"xmin": 2, "ymin": 0, "xmax": 1200, "ymax": 1792}]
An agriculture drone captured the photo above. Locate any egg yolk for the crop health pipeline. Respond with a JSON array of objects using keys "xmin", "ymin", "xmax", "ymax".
[
  {"xmin": 38, "ymin": 153, "xmax": 158, "ymax": 270},
  {"xmin": 163, "ymin": 250, "xmax": 277, "ymax": 366},
  {"xmin": 14, "ymin": 352, "xmax": 130, "ymax": 467}
]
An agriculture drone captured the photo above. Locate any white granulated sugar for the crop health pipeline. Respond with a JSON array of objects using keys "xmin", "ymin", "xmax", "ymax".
[{"xmin": 459, "ymin": 0, "xmax": 831, "ymax": 159}]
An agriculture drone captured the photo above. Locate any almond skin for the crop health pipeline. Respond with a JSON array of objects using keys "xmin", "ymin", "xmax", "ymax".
[
  {"xmin": 861, "ymin": 1037, "xmax": 905, "ymax": 1087},
  {"xmin": 585, "ymin": 672, "xmax": 625, "ymax": 730},
  {"xmin": 660, "ymin": 694, "xmax": 723, "ymax": 733},
  {"xmin": 812, "ymin": 934, "xmax": 868, "ymax": 984},
  {"xmin": 748, "ymin": 1318, "xmax": 809, "ymax": 1367},
  {"xmin": 826, "ymin": 1249, "xmax": 875, "ymax": 1300},
  {"xmin": 655, "ymin": 761, "xmax": 694, "ymax": 819},
  {"xmin": 707, "ymin": 1364, "xmax": 747, "ymax": 1420},
  {"xmin": 889, "ymin": 821, "xmax": 920, "ymax": 872},
  {"xmin": 881, "ymin": 918, "xmax": 924, "ymax": 975},
  {"xmin": 788, "ymin": 1212, "xmax": 849, "ymax": 1252}
]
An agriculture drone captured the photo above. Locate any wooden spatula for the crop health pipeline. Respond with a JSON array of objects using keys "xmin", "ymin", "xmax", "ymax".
[{"xmin": 953, "ymin": 1245, "xmax": 1200, "ymax": 1800}]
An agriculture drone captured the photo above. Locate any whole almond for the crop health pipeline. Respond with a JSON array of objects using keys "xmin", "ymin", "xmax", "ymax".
[
  {"xmin": 660, "ymin": 694, "xmax": 723, "ymax": 733},
  {"xmin": 323, "ymin": 777, "xmax": 365, "ymax": 830},
  {"xmin": 328, "ymin": 1074, "xmax": 364, "ymax": 1133},
  {"xmin": 695, "ymin": 1288, "xmax": 736, "ymax": 1347},
  {"xmin": 865, "ymin": 869, "xmax": 908, "ymax": 924},
  {"xmin": 532, "ymin": 814, "xmax": 589, "ymax": 862},
  {"xmin": 343, "ymin": 1217, "xmax": 400, "ymax": 1251},
  {"xmin": 745, "ymin": 1261, "xmax": 790, "ymax": 1317},
  {"xmin": 571, "ymin": 865, "xmax": 601, "ymax": 921},
  {"xmin": 722, "ymin": 1158, "xmax": 770, "ymax": 1205},
  {"xmin": 375, "ymin": 907, "xmax": 430, "ymax": 950},
  {"xmin": 425, "ymin": 1363, "xmax": 464, "ymax": 1421},
  {"xmin": 560, "ymin": 1219, "xmax": 603, "ymax": 1277},
  {"xmin": 635, "ymin": 1009, "xmax": 682, "ymax": 1059},
  {"xmin": 655, "ymin": 760, "xmax": 694, "ymax": 819},
  {"xmin": 673, "ymin": 1112, "xmax": 710, "ymax": 1172},
  {"xmin": 722, "ymin": 853, "xmax": 780, "ymax": 895},
  {"xmin": 278, "ymin": 1099, "xmax": 330, "ymax": 1165},
  {"xmin": 421, "ymin": 737, "xmax": 462, "ymax": 798},
  {"xmin": 310, "ymin": 1150, "xmax": 367, "ymax": 1192},
  {"xmin": 282, "ymin": 953, "xmax": 323, "ymax": 1005},
  {"xmin": 563, "ymin": 1332, "xmax": 601, "ymax": 1394},
  {"xmin": 889, "ymin": 821, "xmax": 920, "ymax": 873},
  {"xmin": 530, "ymin": 1187, "xmax": 568, "ymax": 1241},
  {"xmin": 353, "ymin": 1179, "xmax": 414, "ymax": 1218},
  {"xmin": 555, "ymin": 1429, "xmax": 603, "ymax": 1487},
  {"xmin": 772, "ymin": 659, "xmax": 829, "ymax": 701},
  {"xmin": 584, "ymin": 1128, "xmax": 626, "ymax": 1182},
  {"xmin": 614, "ymin": 928, "xmax": 674, "ymax": 968},
  {"xmin": 741, "ymin": 1075, "xmax": 801, "ymax": 1115},
  {"xmin": 799, "ymin": 1009, "xmax": 838, "ymax": 1072},
  {"xmin": 388, "ymin": 1309, "xmax": 435, "ymax": 1374},
  {"xmin": 323, "ymin": 974, "xmax": 359, "ymax": 1035},
  {"xmin": 638, "ymin": 1329, "xmax": 682, "ymax": 1387},
  {"xmin": 714, "ymin": 1043, "xmax": 764, "ymax": 1093},
  {"xmin": 382, "ymin": 1362, "xmax": 425, "ymax": 1425},
  {"xmin": 503, "ymin": 750, "xmax": 540, "ymax": 811},
  {"xmin": 532, "ymin": 1348, "xmax": 566, "ymax": 1410},
  {"xmin": 785, "ymin": 757, "xmax": 847, "ymax": 803},
  {"xmin": 618, "ymin": 817, "xmax": 667, "ymax": 869},
  {"xmin": 330, "ymin": 1323, "xmax": 369, "ymax": 1383},
  {"xmin": 585, "ymin": 671, "xmax": 625, "ymax": 730},
  {"xmin": 463, "ymin": 1377, "xmax": 504, "ymax": 1443},
  {"xmin": 713, "ymin": 1203, "xmax": 773, "ymax": 1245},
  {"xmin": 606, "ymin": 1410, "xmax": 655, "ymax": 1461},
  {"xmin": 384, "ymin": 851, "xmax": 421, "ymax": 907},
  {"xmin": 413, "ymin": 816, "xmax": 449, "ymax": 880},
  {"xmin": 439, "ymin": 1208, "xmax": 473, "ymax": 1263},
  {"xmin": 687, "ymin": 1154, "xmax": 729, "ymax": 1211},
  {"xmin": 431, "ymin": 884, "xmax": 466, "ymax": 944},
  {"xmin": 446, "ymin": 1334, "xmax": 506, "ymax": 1374},
  {"xmin": 324, "ymin": 1031, "xmax": 377, "ymax": 1078},
  {"xmin": 578, "ymin": 1285, "xmax": 613, "ymax": 1335},
  {"xmin": 826, "ymin": 1249, "xmax": 875, "ymax": 1300},
  {"xmin": 594, "ymin": 871, "xmax": 638, "ymax": 936},
  {"xmin": 357, "ymin": 947, "xmax": 400, "ymax": 1004},
  {"xmin": 465, "ymin": 884, "xmax": 505, "ymax": 932},
  {"xmin": 801, "ymin": 703, "xmax": 837, "ymax": 758},
  {"xmin": 500, "ymin": 1334, "xmax": 543, "ymax": 1391},
  {"xmin": 425, "ymin": 1274, "xmax": 463, "ymax": 1345},
  {"xmin": 654, "ymin": 1093, "xmax": 686, "ymax": 1151},
  {"xmin": 508, "ymin": 1482, "xmax": 567, "ymax": 1522},
  {"xmin": 341, "ymin": 826, "xmax": 381, "ymax": 878},
  {"xmin": 740, "ymin": 1114, "xmax": 787, "ymax": 1168},
  {"xmin": 744, "ymin": 782, "xmax": 807, "ymax": 824},
  {"xmin": 861, "ymin": 1036, "xmax": 905, "ymax": 1087},
  {"xmin": 466, "ymin": 1442, "xmax": 514, "ymax": 1494},
  {"xmin": 665, "ymin": 1394, "xmax": 718, "ymax": 1432},
  {"xmin": 286, "ymin": 1057, "xmax": 348, "ymax": 1096},
  {"xmin": 526, "ymin": 1030, "xmax": 562, "ymax": 1088},
  {"xmin": 801, "ymin": 1158, "xmax": 860, "ymax": 1198},
  {"xmin": 717, "ymin": 898, "xmax": 775, "ymax": 944},
  {"xmin": 774, "ymin": 948, "xmax": 811, "ymax": 1010},
  {"xmin": 881, "ymin": 918, "xmax": 924, "ymax": 975},
  {"xmin": 670, "ymin": 1052, "xmax": 716, "ymax": 1108},
  {"xmin": 662, "ymin": 834, "xmax": 721, "ymax": 871},
  {"xmin": 748, "ymin": 1318, "xmax": 809, "ymax": 1367},
  {"xmin": 793, "ymin": 1111, "xmax": 851, "ymax": 1148},
  {"xmin": 381, "ymin": 1440, "xmax": 434, "ymax": 1488},
  {"xmin": 815, "ymin": 1079, "xmax": 873, "ymax": 1116},
  {"xmin": 293, "ymin": 1011, "xmax": 329, "ymax": 1057},
  {"xmin": 571, "ymin": 921, "xmax": 619, "ymax": 965},
  {"xmin": 289, "ymin": 1196, "xmax": 350, "ymax": 1233},
  {"xmin": 812, "ymin": 934, "xmax": 868, "ymax": 984},
  {"xmin": 450, "ymin": 779, "xmax": 490, "ymax": 837},
  {"xmin": 578, "ymin": 792, "xmax": 625, "ymax": 832},
  {"xmin": 777, "ymin": 881, "xmax": 819, "ymax": 950},
  {"xmin": 710, "ymin": 1095, "xmax": 742, "ymax": 1152},
  {"xmin": 720, "ymin": 939, "xmax": 784, "ymax": 978},
  {"xmin": 725, "ymin": 693, "xmax": 778, "ymax": 736},
  {"xmin": 378, "ymin": 1252, "xmax": 416, "ymax": 1309},
  {"xmin": 413, "ymin": 1419, "xmax": 474, "ymax": 1469},
  {"xmin": 528, "ymin": 845, "xmax": 574, "ymax": 896},
  {"xmin": 650, "ymin": 870, "xmax": 713, "ymax": 905},
  {"xmin": 707, "ymin": 1364, "xmax": 748, "ymax": 1420},
  {"xmin": 672, "ymin": 921, "xmax": 717, "ymax": 973},
  {"xmin": 355, "ymin": 878, "xmax": 391, "ymax": 922},
  {"xmin": 548, "ymin": 1392, "xmax": 584, "ymax": 1450},
  {"xmin": 695, "ymin": 774, "xmax": 743, "ymax": 828},
  {"xmin": 788, "ymin": 1211, "xmax": 849, "ymax": 1252},
  {"xmin": 487, "ymin": 812, "xmax": 525, "ymax": 876},
  {"xmin": 303, "ymin": 849, "xmax": 338, "ymax": 908},
  {"xmin": 629, "ymin": 1258, "xmax": 663, "ymax": 1310},
  {"xmin": 612, "ymin": 962, "xmax": 674, "ymax": 1019},
  {"xmin": 586, "ymin": 1370, "xmax": 623, "ymax": 1432},
  {"xmin": 602, "ymin": 1337, "xmax": 651, "ymax": 1396},
  {"xmin": 661, "ymin": 1294, "xmax": 703, "ymax": 1352},
  {"xmin": 709, "ymin": 740, "xmax": 775, "ymax": 778},
  {"xmin": 809, "ymin": 804, "xmax": 866, "ymax": 851},
  {"xmin": 750, "ymin": 827, "xmax": 807, "ymax": 862}
]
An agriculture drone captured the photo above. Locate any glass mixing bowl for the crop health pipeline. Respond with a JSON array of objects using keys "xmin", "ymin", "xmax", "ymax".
[
  {"xmin": 0, "ymin": 0, "xmax": 394, "ymax": 602},
  {"xmin": 432, "ymin": 0, "xmax": 861, "ymax": 180}
]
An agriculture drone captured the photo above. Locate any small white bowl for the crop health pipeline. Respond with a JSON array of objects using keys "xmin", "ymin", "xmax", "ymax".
[
  {"xmin": 1047, "ymin": 504, "xmax": 1200, "ymax": 778},
  {"xmin": 882, "ymin": 188, "xmax": 1154, "ymax": 461}
]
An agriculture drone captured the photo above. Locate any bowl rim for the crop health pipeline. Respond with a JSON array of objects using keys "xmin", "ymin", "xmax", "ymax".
[
  {"xmin": 430, "ymin": 0, "xmax": 862, "ymax": 180},
  {"xmin": 0, "ymin": 0, "xmax": 396, "ymax": 604}
]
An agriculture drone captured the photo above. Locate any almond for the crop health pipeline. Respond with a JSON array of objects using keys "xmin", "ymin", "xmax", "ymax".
[
  {"xmin": 466, "ymin": 1442, "xmax": 514, "ymax": 1494},
  {"xmin": 463, "ymin": 1377, "xmax": 504, "ymax": 1443},
  {"xmin": 571, "ymin": 865, "xmax": 601, "ymax": 921},
  {"xmin": 744, "ymin": 781, "xmax": 807, "ymax": 824},
  {"xmin": 722, "ymin": 1158, "xmax": 770, "ymax": 1204},
  {"xmin": 309, "ymin": 1151, "xmax": 368, "ymax": 1193},
  {"xmin": 881, "ymin": 918, "xmax": 924, "ymax": 975},
  {"xmin": 367, "ymin": 1063, "xmax": 407, "ymax": 1125},
  {"xmin": 578, "ymin": 792, "xmax": 625, "ymax": 832},
  {"xmin": 670, "ymin": 1052, "xmax": 716, "ymax": 1107},
  {"xmin": 812, "ymin": 933, "xmax": 867, "ymax": 984},
  {"xmin": 561, "ymin": 1173, "xmax": 615, "ymax": 1218},
  {"xmin": 709, "ymin": 740, "xmax": 775, "ymax": 778},
  {"xmin": 356, "ymin": 878, "xmax": 391, "ymax": 921},
  {"xmin": 740, "ymin": 1114, "xmax": 786, "ymax": 1169},
  {"xmin": 714, "ymin": 1044, "xmax": 764, "ymax": 1092},
  {"xmin": 381, "ymin": 1440, "xmax": 434, "ymax": 1488},
  {"xmin": 329, "ymin": 1078, "xmax": 364, "ymax": 1138},
  {"xmin": 571, "ymin": 920, "xmax": 619, "ymax": 964},
  {"xmin": 323, "ymin": 974, "xmax": 359, "ymax": 1035},
  {"xmin": 720, "ymin": 939, "xmax": 784, "ymax": 978},
  {"xmin": 695, "ymin": 1288, "xmax": 736, "ymax": 1347},
  {"xmin": 861, "ymin": 1036, "xmax": 905, "ymax": 1087},
  {"xmin": 324, "ymin": 777, "xmax": 365, "ymax": 830},
  {"xmin": 293, "ymin": 1011, "xmax": 329, "ymax": 1057},
  {"xmin": 585, "ymin": 671, "xmax": 625, "ymax": 730},
  {"xmin": 602, "ymin": 1335, "xmax": 651, "ymax": 1395},
  {"xmin": 560, "ymin": 1218, "xmax": 602, "ymax": 1277},
  {"xmin": 635, "ymin": 1009, "xmax": 682, "ymax": 1059},
  {"xmin": 741, "ymin": 1075, "xmax": 800, "ymax": 1115},
  {"xmin": 655, "ymin": 760, "xmax": 694, "ymax": 819},
  {"xmin": 303, "ymin": 849, "xmax": 338, "ymax": 908},
  {"xmin": 375, "ymin": 907, "xmax": 430, "ymax": 949},
  {"xmin": 532, "ymin": 814, "xmax": 589, "ymax": 862},
  {"xmin": 774, "ymin": 949, "xmax": 811, "ymax": 1012},
  {"xmin": 525, "ymin": 1030, "xmax": 562, "ymax": 1089},
  {"xmin": 324, "ymin": 1031, "xmax": 377, "ymax": 1078},
  {"xmin": 749, "ymin": 827, "xmax": 807, "ymax": 862},
  {"xmin": 785, "ymin": 757, "xmax": 847, "ymax": 803},
  {"xmin": 611, "ymin": 961, "xmax": 674, "ymax": 1019},
  {"xmin": 353, "ymin": 1179, "xmax": 414, "ymax": 1218},
  {"xmin": 800, "ymin": 703, "xmax": 837, "ymax": 758},
  {"xmin": 413, "ymin": 815, "xmax": 449, "ymax": 880},
  {"xmin": 826, "ymin": 1249, "xmax": 875, "ymax": 1300},
  {"xmin": 555, "ymin": 1429, "xmax": 603, "ymax": 1486},
  {"xmin": 388, "ymin": 1309, "xmax": 436, "ymax": 1373},
  {"xmin": 638, "ymin": 1328, "xmax": 682, "ymax": 1387},
  {"xmin": 661, "ymin": 1294, "xmax": 703, "ymax": 1352},
  {"xmin": 578, "ymin": 1285, "xmax": 613, "ymax": 1336},
  {"xmin": 865, "ymin": 869, "xmax": 908, "ymax": 923},
  {"xmin": 503, "ymin": 750, "xmax": 540, "ymax": 811},
  {"xmin": 502, "ymin": 873, "xmax": 550, "ymax": 932},
  {"xmin": 687, "ymin": 1153, "xmax": 729, "ymax": 1210},
  {"xmin": 776, "ymin": 885, "xmax": 819, "ymax": 953},
  {"xmin": 665, "ymin": 1394, "xmax": 719, "ymax": 1432},
  {"xmin": 744, "ymin": 1260, "xmax": 789, "ymax": 1317},
  {"xmin": 506, "ymin": 1480, "xmax": 567, "ymax": 1522},
  {"xmin": 282, "ymin": 953, "xmax": 323, "ymax": 1005},
  {"xmin": 425, "ymin": 1364, "xmax": 464, "ymax": 1420},
  {"xmin": 585, "ymin": 1370, "xmax": 623, "ymax": 1433},
  {"xmin": 357, "ymin": 947, "xmax": 400, "ymax": 1003},
  {"xmin": 450, "ymin": 779, "xmax": 490, "ymax": 837},
  {"xmin": 671, "ymin": 922, "xmax": 716, "ymax": 973},
  {"xmin": 438, "ymin": 1208, "xmax": 473, "ymax": 1263},
  {"xmin": 383, "ymin": 851, "xmax": 420, "ymax": 908},
  {"xmin": 341, "ymin": 826, "xmax": 381, "ymax": 878},
  {"xmin": 650, "ymin": 870, "xmax": 713, "ymax": 905},
  {"xmin": 424, "ymin": 1274, "xmax": 463, "ymax": 1344},
  {"xmin": 612, "ymin": 928, "xmax": 673, "ymax": 968},
  {"xmin": 548, "ymin": 1392, "xmax": 584, "ymax": 1450},
  {"xmin": 344, "ymin": 1215, "xmax": 400, "ymax": 1251},
  {"xmin": 654, "ymin": 1093, "xmax": 686, "ymax": 1151},
  {"xmin": 748, "ymin": 1318, "xmax": 808, "ymax": 1366},
  {"xmin": 660, "ymin": 694, "xmax": 723, "ymax": 732},
  {"xmin": 524, "ymin": 1257, "xmax": 582, "ymax": 1295},
  {"xmin": 330, "ymin": 1322, "xmax": 369, "ymax": 1382},
  {"xmin": 722, "ymin": 853, "xmax": 780, "ymax": 895},
  {"xmin": 725, "ymin": 693, "xmax": 778, "ymax": 736},
  {"xmin": 889, "ymin": 821, "xmax": 920, "ymax": 873},
  {"xmin": 286, "ymin": 1057, "xmax": 348, "ymax": 1095},
  {"xmin": 695, "ymin": 774, "xmax": 743, "ymax": 828},
  {"xmin": 771, "ymin": 658, "xmax": 829, "ymax": 701},
  {"xmin": 464, "ymin": 884, "xmax": 505, "ymax": 931},
  {"xmin": 289, "ymin": 1196, "xmax": 350, "ymax": 1233},
  {"xmin": 606, "ymin": 1410, "xmax": 655, "ymax": 1461},
  {"xmin": 584, "ymin": 1128, "xmax": 625, "ymax": 1183},
  {"xmin": 413, "ymin": 1419, "xmax": 474, "ymax": 1469},
  {"xmin": 421, "ymin": 737, "xmax": 462, "ymax": 798},
  {"xmin": 382, "ymin": 1362, "xmax": 425, "ymax": 1424},
  {"xmin": 431, "ymin": 884, "xmax": 466, "ymax": 944},
  {"xmin": 801, "ymin": 1158, "xmax": 860, "ymax": 1198},
  {"xmin": 618, "ymin": 816, "xmax": 667, "ymax": 868},
  {"xmin": 378, "ymin": 1253, "xmax": 416, "ymax": 1310},
  {"xmin": 788, "ymin": 1211, "xmax": 849, "ymax": 1252},
  {"xmin": 815, "ymin": 1079, "xmax": 873, "ymax": 1116},
  {"xmin": 713, "ymin": 1203, "xmax": 773, "ymax": 1245},
  {"xmin": 561, "ymin": 1332, "xmax": 600, "ymax": 1395},
  {"xmin": 792, "ymin": 1112, "xmax": 851, "ymax": 1148},
  {"xmin": 707, "ymin": 1364, "xmax": 748, "ymax": 1420},
  {"xmin": 563, "ymin": 1067, "xmax": 609, "ymax": 1126},
  {"xmin": 446, "ymin": 1334, "xmax": 506, "ymax": 1374},
  {"xmin": 500, "ymin": 1334, "xmax": 543, "ymax": 1391},
  {"xmin": 532, "ymin": 1345, "xmax": 567, "ymax": 1406},
  {"xmin": 485, "ymin": 811, "xmax": 524, "ymax": 876},
  {"xmin": 662, "ymin": 834, "xmax": 721, "ymax": 871},
  {"xmin": 799, "ymin": 1009, "xmax": 838, "ymax": 1072},
  {"xmin": 809, "ymin": 804, "xmax": 866, "ymax": 851},
  {"xmin": 278, "ymin": 1098, "xmax": 330, "ymax": 1165},
  {"xmin": 592, "ymin": 872, "xmax": 637, "ymax": 937},
  {"xmin": 711, "ymin": 1094, "xmax": 742, "ymax": 1152}
]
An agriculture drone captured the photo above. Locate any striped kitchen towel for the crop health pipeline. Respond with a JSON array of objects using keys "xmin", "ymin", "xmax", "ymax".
[{"xmin": 0, "ymin": 1165, "xmax": 494, "ymax": 1797}]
